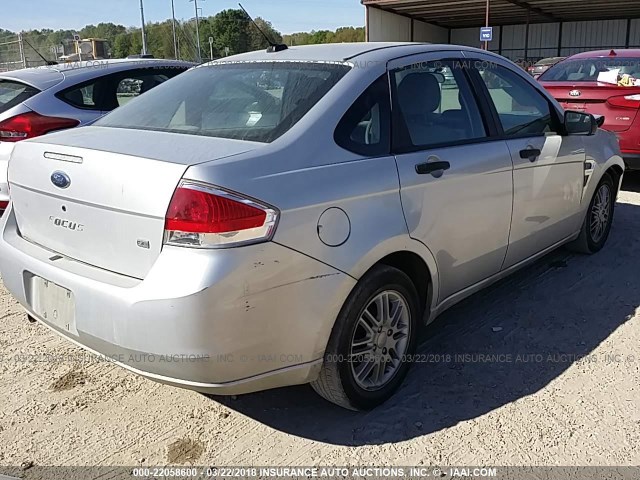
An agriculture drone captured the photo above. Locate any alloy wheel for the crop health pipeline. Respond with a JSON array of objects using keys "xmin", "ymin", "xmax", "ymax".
[
  {"xmin": 590, "ymin": 183, "xmax": 612, "ymax": 243},
  {"xmin": 349, "ymin": 290, "xmax": 411, "ymax": 391}
]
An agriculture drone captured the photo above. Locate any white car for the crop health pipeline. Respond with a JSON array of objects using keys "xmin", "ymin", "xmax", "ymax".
[{"xmin": 0, "ymin": 59, "xmax": 194, "ymax": 213}]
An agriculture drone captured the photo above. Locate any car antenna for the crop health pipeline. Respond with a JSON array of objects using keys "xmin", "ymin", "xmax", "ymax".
[
  {"xmin": 238, "ymin": 3, "xmax": 288, "ymax": 53},
  {"xmin": 22, "ymin": 37, "xmax": 58, "ymax": 65}
]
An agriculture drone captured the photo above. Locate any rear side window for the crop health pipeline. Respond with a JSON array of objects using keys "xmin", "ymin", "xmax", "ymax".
[
  {"xmin": 334, "ymin": 75, "xmax": 390, "ymax": 156},
  {"xmin": 58, "ymin": 80, "xmax": 103, "ymax": 109},
  {"xmin": 58, "ymin": 67, "xmax": 186, "ymax": 112},
  {"xmin": 96, "ymin": 62, "xmax": 351, "ymax": 143},
  {"xmin": 0, "ymin": 80, "xmax": 39, "ymax": 114}
]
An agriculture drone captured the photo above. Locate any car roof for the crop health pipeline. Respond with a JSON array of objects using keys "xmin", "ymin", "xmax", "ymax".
[
  {"xmin": 536, "ymin": 57, "xmax": 565, "ymax": 65},
  {"xmin": 0, "ymin": 59, "xmax": 195, "ymax": 91},
  {"xmin": 568, "ymin": 49, "xmax": 640, "ymax": 59},
  {"xmin": 213, "ymin": 42, "xmax": 493, "ymax": 64},
  {"xmin": 0, "ymin": 67, "xmax": 64, "ymax": 91}
]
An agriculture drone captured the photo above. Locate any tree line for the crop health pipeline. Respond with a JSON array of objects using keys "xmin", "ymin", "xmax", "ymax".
[{"xmin": 0, "ymin": 9, "xmax": 364, "ymax": 63}]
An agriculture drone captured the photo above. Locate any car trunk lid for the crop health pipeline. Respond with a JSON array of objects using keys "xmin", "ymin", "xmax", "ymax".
[
  {"xmin": 541, "ymin": 81, "xmax": 640, "ymax": 132},
  {"xmin": 8, "ymin": 126, "xmax": 259, "ymax": 279}
]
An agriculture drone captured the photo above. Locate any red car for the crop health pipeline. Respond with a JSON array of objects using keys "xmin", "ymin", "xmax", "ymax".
[{"xmin": 540, "ymin": 49, "xmax": 640, "ymax": 170}]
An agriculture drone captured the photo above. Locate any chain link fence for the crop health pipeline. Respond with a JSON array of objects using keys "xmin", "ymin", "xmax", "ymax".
[{"xmin": 0, "ymin": 33, "xmax": 58, "ymax": 72}]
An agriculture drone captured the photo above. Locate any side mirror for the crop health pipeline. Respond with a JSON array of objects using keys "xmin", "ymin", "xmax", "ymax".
[
  {"xmin": 594, "ymin": 114, "xmax": 605, "ymax": 128},
  {"xmin": 565, "ymin": 110, "xmax": 599, "ymax": 136}
]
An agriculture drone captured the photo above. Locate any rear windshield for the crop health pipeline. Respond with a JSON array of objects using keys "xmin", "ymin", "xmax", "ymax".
[
  {"xmin": 535, "ymin": 57, "xmax": 562, "ymax": 67},
  {"xmin": 96, "ymin": 62, "xmax": 351, "ymax": 143},
  {"xmin": 0, "ymin": 80, "xmax": 39, "ymax": 114},
  {"xmin": 540, "ymin": 57, "xmax": 640, "ymax": 82}
]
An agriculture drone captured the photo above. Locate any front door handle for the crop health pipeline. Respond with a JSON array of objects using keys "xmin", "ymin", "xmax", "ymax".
[
  {"xmin": 520, "ymin": 148, "xmax": 541, "ymax": 161},
  {"xmin": 415, "ymin": 160, "xmax": 451, "ymax": 175}
]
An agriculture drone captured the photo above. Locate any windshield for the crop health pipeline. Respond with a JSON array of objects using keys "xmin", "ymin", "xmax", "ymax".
[
  {"xmin": 540, "ymin": 57, "xmax": 640, "ymax": 82},
  {"xmin": 96, "ymin": 62, "xmax": 351, "ymax": 143},
  {"xmin": 0, "ymin": 80, "xmax": 39, "ymax": 114},
  {"xmin": 535, "ymin": 57, "xmax": 562, "ymax": 67}
]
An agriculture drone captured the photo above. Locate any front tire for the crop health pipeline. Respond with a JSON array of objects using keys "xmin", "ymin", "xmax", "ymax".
[
  {"xmin": 569, "ymin": 174, "xmax": 616, "ymax": 254},
  {"xmin": 311, "ymin": 265, "xmax": 420, "ymax": 411}
]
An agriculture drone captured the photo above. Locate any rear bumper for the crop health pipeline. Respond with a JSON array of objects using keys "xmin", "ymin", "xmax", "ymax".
[{"xmin": 0, "ymin": 206, "xmax": 355, "ymax": 394}]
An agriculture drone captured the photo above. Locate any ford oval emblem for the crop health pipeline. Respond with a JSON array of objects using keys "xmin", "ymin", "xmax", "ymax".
[{"xmin": 51, "ymin": 171, "xmax": 71, "ymax": 189}]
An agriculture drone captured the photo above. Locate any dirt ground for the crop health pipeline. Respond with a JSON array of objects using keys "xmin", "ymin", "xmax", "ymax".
[{"xmin": 1, "ymin": 175, "xmax": 640, "ymax": 472}]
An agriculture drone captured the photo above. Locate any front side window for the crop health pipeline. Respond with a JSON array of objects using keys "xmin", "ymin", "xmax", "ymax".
[
  {"xmin": 96, "ymin": 62, "xmax": 351, "ymax": 143},
  {"xmin": 116, "ymin": 73, "xmax": 170, "ymax": 107},
  {"xmin": 391, "ymin": 61, "xmax": 487, "ymax": 151},
  {"xmin": 476, "ymin": 64, "xmax": 558, "ymax": 136}
]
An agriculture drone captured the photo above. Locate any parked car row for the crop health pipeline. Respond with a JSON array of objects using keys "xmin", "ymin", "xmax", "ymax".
[
  {"xmin": 511, "ymin": 49, "xmax": 640, "ymax": 171},
  {"xmin": 0, "ymin": 44, "xmax": 625, "ymax": 410},
  {"xmin": 527, "ymin": 56, "xmax": 566, "ymax": 78},
  {"xmin": 538, "ymin": 49, "xmax": 640, "ymax": 171}
]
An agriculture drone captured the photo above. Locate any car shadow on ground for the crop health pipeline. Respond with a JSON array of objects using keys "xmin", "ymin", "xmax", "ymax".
[
  {"xmin": 622, "ymin": 171, "xmax": 640, "ymax": 193},
  {"xmin": 209, "ymin": 197, "xmax": 640, "ymax": 446}
]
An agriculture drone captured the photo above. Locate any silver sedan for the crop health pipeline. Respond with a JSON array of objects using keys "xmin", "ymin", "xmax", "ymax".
[{"xmin": 0, "ymin": 43, "xmax": 624, "ymax": 410}]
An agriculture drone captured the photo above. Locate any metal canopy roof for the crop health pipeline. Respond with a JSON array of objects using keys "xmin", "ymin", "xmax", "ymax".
[{"xmin": 363, "ymin": 0, "xmax": 640, "ymax": 28}]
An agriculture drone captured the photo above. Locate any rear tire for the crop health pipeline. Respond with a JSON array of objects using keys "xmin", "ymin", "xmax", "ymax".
[
  {"xmin": 311, "ymin": 265, "xmax": 420, "ymax": 411},
  {"xmin": 569, "ymin": 173, "xmax": 616, "ymax": 254}
]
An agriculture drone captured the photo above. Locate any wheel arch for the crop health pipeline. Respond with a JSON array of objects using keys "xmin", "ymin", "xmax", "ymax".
[
  {"xmin": 604, "ymin": 163, "xmax": 624, "ymax": 196},
  {"xmin": 348, "ymin": 236, "xmax": 439, "ymax": 323},
  {"xmin": 369, "ymin": 251, "xmax": 433, "ymax": 323}
]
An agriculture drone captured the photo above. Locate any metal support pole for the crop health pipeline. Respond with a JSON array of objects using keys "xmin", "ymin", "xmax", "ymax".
[
  {"xmin": 484, "ymin": 0, "xmax": 490, "ymax": 50},
  {"xmin": 557, "ymin": 22, "xmax": 563, "ymax": 57},
  {"xmin": 365, "ymin": 6, "xmax": 369, "ymax": 42},
  {"xmin": 524, "ymin": 8, "xmax": 530, "ymax": 62},
  {"xmin": 18, "ymin": 33, "xmax": 27, "ymax": 68},
  {"xmin": 192, "ymin": 0, "xmax": 202, "ymax": 62},
  {"xmin": 139, "ymin": 0, "xmax": 148, "ymax": 55},
  {"xmin": 171, "ymin": 0, "xmax": 179, "ymax": 59}
]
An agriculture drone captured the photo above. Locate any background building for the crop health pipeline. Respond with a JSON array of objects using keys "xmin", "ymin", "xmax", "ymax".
[{"xmin": 364, "ymin": 0, "xmax": 640, "ymax": 62}]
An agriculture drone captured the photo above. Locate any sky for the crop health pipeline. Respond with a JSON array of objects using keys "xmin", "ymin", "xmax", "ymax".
[{"xmin": 2, "ymin": 0, "xmax": 365, "ymax": 35}]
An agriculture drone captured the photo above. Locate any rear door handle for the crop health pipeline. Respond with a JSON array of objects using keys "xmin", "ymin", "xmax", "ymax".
[
  {"xmin": 415, "ymin": 161, "xmax": 451, "ymax": 175},
  {"xmin": 520, "ymin": 148, "xmax": 541, "ymax": 161}
]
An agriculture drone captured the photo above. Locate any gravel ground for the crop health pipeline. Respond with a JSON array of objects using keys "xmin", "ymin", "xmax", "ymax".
[{"xmin": 1, "ymin": 174, "xmax": 639, "ymax": 474}]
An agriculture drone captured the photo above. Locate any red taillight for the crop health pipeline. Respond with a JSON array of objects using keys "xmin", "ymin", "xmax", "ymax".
[
  {"xmin": 0, "ymin": 112, "xmax": 79, "ymax": 142},
  {"xmin": 0, "ymin": 200, "xmax": 8, "ymax": 210},
  {"xmin": 607, "ymin": 94, "xmax": 640, "ymax": 110},
  {"xmin": 166, "ymin": 187, "xmax": 266, "ymax": 233},
  {"xmin": 164, "ymin": 182, "xmax": 278, "ymax": 248}
]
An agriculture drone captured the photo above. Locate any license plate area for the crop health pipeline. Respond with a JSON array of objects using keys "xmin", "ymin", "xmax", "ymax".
[
  {"xmin": 27, "ymin": 274, "xmax": 77, "ymax": 335},
  {"xmin": 562, "ymin": 102, "xmax": 586, "ymax": 111}
]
